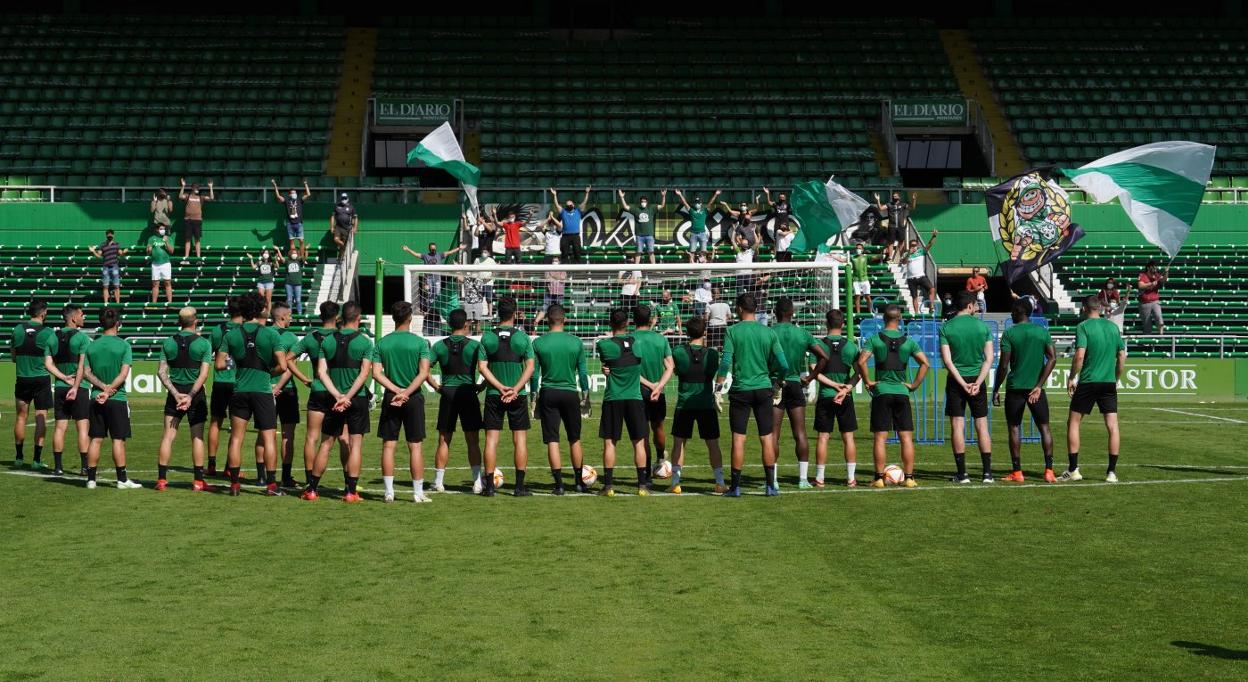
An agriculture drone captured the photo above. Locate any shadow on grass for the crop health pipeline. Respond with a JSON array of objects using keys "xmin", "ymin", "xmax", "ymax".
[
  {"xmin": 1140, "ymin": 465, "xmax": 1248, "ymax": 477},
  {"xmin": 1172, "ymin": 641, "xmax": 1248, "ymax": 660}
]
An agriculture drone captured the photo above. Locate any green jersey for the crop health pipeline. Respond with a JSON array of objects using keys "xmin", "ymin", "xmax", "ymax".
[
  {"xmin": 85, "ymin": 335, "xmax": 133, "ymax": 402},
  {"xmin": 160, "ymin": 331, "xmax": 213, "ymax": 386},
  {"xmin": 147, "ymin": 235, "xmax": 173, "ymax": 265},
  {"xmin": 635, "ymin": 204, "xmax": 659, "ymax": 237},
  {"xmin": 256, "ymin": 259, "xmax": 276, "ymax": 284},
  {"xmin": 816, "ymin": 335, "xmax": 860, "ymax": 399},
  {"xmin": 1075, "ymin": 317, "xmax": 1126, "ymax": 384},
  {"xmin": 717, "ymin": 320, "xmax": 789, "ymax": 392},
  {"xmin": 481, "ymin": 326, "xmax": 534, "ymax": 397},
  {"xmin": 772, "ymin": 322, "xmax": 817, "ymax": 382},
  {"xmin": 210, "ymin": 321, "xmax": 240, "ymax": 384},
  {"xmin": 432, "ymin": 335, "xmax": 484, "ymax": 388},
  {"xmin": 851, "ymin": 254, "xmax": 870, "ymax": 282},
  {"xmin": 865, "ymin": 329, "xmax": 922, "ymax": 396},
  {"xmin": 1000, "ymin": 322, "xmax": 1053, "ymax": 391},
  {"xmin": 293, "ymin": 327, "xmax": 337, "ymax": 393},
  {"xmin": 52, "ymin": 327, "xmax": 92, "ymax": 389},
  {"xmin": 631, "ymin": 329, "xmax": 671, "ymax": 384},
  {"xmin": 11, "ymin": 322, "xmax": 56, "ymax": 379},
  {"xmin": 533, "ymin": 331, "xmax": 588, "ymax": 393},
  {"xmin": 939, "ymin": 314, "xmax": 991, "ymax": 377},
  {"xmin": 673, "ymin": 343, "xmax": 718, "ymax": 410},
  {"xmin": 596, "ymin": 334, "xmax": 643, "ymax": 402},
  {"xmin": 688, "ymin": 205, "xmax": 708, "ymax": 233},
  {"xmin": 271, "ymin": 328, "xmax": 301, "ymax": 388},
  {"xmin": 221, "ymin": 322, "xmax": 282, "ymax": 394},
  {"xmin": 318, "ymin": 329, "xmax": 374, "ymax": 396},
  {"xmin": 655, "ymin": 302, "xmax": 681, "ymax": 331},
  {"xmin": 375, "ymin": 330, "xmax": 433, "ymax": 390}
]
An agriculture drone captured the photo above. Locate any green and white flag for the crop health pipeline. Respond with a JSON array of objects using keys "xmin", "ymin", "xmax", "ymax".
[
  {"xmin": 406, "ymin": 122, "xmax": 481, "ymax": 210},
  {"xmin": 790, "ymin": 177, "xmax": 870, "ymax": 252},
  {"xmin": 1062, "ymin": 141, "xmax": 1215, "ymax": 258}
]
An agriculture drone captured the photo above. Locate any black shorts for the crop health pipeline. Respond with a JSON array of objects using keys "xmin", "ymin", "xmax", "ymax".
[
  {"xmin": 184, "ymin": 219, "xmax": 203, "ymax": 240},
  {"xmin": 210, "ymin": 382, "xmax": 235, "ymax": 420},
  {"xmin": 538, "ymin": 388, "xmax": 582, "ymax": 444},
  {"xmin": 1070, "ymin": 382, "xmax": 1118, "ymax": 415},
  {"xmin": 306, "ymin": 390, "xmax": 334, "ymax": 414},
  {"xmin": 322, "ymin": 394, "xmax": 371, "ymax": 437},
  {"xmin": 229, "ymin": 391, "xmax": 278, "ymax": 431},
  {"xmin": 276, "ymin": 388, "xmax": 300, "ymax": 426},
  {"xmin": 484, "ymin": 393, "xmax": 530, "ymax": 431},
  {"xmin": 436, "ymin": 385, "xmax": 483, "ymax": 433},
  {"xmin": 907, "ymin": 276, "xmax": 933, "ymax": 297},
  {"xmin": 88, "ymin": 400, "xmax": 131, "ymax": 440},
  {"xmin": 645, "ymin": 392, "xmax": 667, "ymax": 423},
  {"xmin": 814, "ymin": 396, "xmax": 858, "ymax": 434},
  {"xmin": 14, "ymin": 376, "xmax": 52, "ymax": 409},
  {"xmin": 870, "ymin": 393, "xmax": 914, "ymax": 433},
  {"xmin": 378, "ymin": 392, "xmax": 426, "ymax": 443},
  {"xmin": 599, "ymin": 399, "xmax": 647, "ymax": 442},
  {"xmin": 889, "ymin": 226, "xmax": 904, "ymax": 244},
  {"xmin": 334, "ymin": 226, "xmax": 351, "ymax": 243},
  {"xmin": 729, "ymin": 389, "xmax": 775, "ymax": 436},
  {"xmin": 1004, "ymin": 389, "xmax": 1051, "ymax": 426},
  {"xmin": 54, "ymin": 386, "xmax": 91, "ymax": 421},
  {"xmin": 163, "ymin": 383, "xmax": 208, "ymax": 427},
  {"xmin": 671, "ymin": 408, "xmax": 720, "ymax": 440},
  {"xmin": 776, "ymin": 380, "xmax": 807, "ymax": 411},
  {"xmin": 944, "ymin": 375, "xmax": 989, "ymax": 420}
]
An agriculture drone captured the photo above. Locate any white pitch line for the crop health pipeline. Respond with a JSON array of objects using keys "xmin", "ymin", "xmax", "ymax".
[{"xmin": 1151, "ymin": 407, "xmax": 1247, "ymax": 424}]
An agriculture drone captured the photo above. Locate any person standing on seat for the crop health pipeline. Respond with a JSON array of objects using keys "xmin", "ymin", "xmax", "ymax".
[
  {"xmin": 178, "ymin": 178, "xmax": 213, "ymax": 263},
  {"xmin": 550, "ymin": 186, "xmax": 591, "ymax": 263},
  {"xmin": 272, "ymin": 178, "xmax": 312, "ymax": 257}
]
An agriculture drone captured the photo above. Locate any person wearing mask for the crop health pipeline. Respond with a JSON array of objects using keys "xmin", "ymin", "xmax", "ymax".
[
  {"xmin": 178, "ymin": 178, "xmax": 213, "ymax": 263},
  {"xmin": 494, "ymin": 208, "xmax": 528, "ymax": 265},
  {"xmin": 1098, "ymin": 277, "xmax": 1128, "ymax": 332},
  {"xmin": 541, "ymin": 213, "xmax": 563, "ymax": 264},
  {"xmin": 965, "ymin": 267, "xmax": 989, "ymax": 312},
  {"xmin": 402, "ymin": 241, "xmax": 467, "ymax": 306},
  {"xmin": 1137, "ymin": 260, "xmax": 1169, "ymax": 335},
  {"xmin": 720, "ymin": 198, "xmax": 759, "ymax": 252},
  {"xmin": 705, "ymin": 288, "xmax": 731, "ymax": 350},
  {"xmin": 150, "ymin": 188, "xmax": 173, "ymax": 239},
  {"xmin": 89, "ymin": 230, "xmax": 128, "ymax": 304},
  {"xmin": 272, "ymin": 178, "xmax": 312, "ymax": 258},
  {"xmin": 248, "ymin": 246, "xmax": 283, "ymax": 310},
  {"xmin": 675, "ymin": 189, "xmax": 720, "ymax": 263},
  {"xmin": 902, "ymin": 230, "xmax": 939, "ymax": 315},
  {"xmin": 619, "ymin": 189, "xmax": 667, "ymax": 265},
  {"xmin": 549, "ymin": 186, "xmax": 591, "ymax": 263},
  {"xmin": 763, "ymin": 187, "xmax": 792, "ymax": 257},
  {"xmin": 875, "ymin": 191, "xmax": 918, "ymax": 263},
  {"xmin": 146, "ymin": 222, "xmax": 175, "ymax": 304},
  {"xmin": 285, "ymin": 246, "xmax": 306, "ymax": 316},
  {"xmin": 330, "ymin": 193, "xmax": 358, "ymax": 259}
]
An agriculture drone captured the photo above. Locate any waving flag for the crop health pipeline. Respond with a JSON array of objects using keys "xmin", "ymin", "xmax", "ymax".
[
  {"xmin": 790, "ymin": 178, "xmax": 870, "ymax": 252},
  {"xmin": 407, "ymin": 122, "xmax": 481, "ymax": 210},
  {"xmin": 987, "ymin": 168, "xmax": 1085, "ymax": 283}
]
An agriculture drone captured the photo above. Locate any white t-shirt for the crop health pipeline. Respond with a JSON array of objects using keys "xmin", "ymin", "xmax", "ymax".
[
  {"xmin": 475, "ymin": 257, "xmax": 496, "ymax": 286},
  {"xmin": 906, "ymin": 248, "xmax": 927, "ymax": 278},
  {"xmin": 621, "ymin": 271, "xmax": 642, "ymax": 297},
  {"xmin": 693, "ymin": 284, "xmax": 713, "ymax": 304},
  {"xmin": 777, "ymin": 230, "xmax": 796, "ymax": 252},
  {"xmin": 707, "ymin": 302, "xmax": 731, "ymax": 326},
  {"xmin": 544, "ymin": 230, "xmax": 561, "ymax": 255}
]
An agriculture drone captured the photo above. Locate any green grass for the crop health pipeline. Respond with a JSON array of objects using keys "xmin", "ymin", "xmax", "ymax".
[{"xmin": 1, "ymin": 394, "xmax": 1247, "ymax": 680}]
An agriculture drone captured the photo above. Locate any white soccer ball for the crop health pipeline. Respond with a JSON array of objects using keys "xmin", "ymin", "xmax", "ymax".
[
  {"xmin": 581, "ymin": 465, "xmax": 598, "ymax": 487},
  {"xmin": 493, "ymin": 468, "xmax": 505, "ymax": 489},
  {"xmin": 883, "ymin": 465, "xmax": 906, "ymax": 486},
  {"xmin": 652, "ymin": 459, "xmax": 673, "ymax": 480}
]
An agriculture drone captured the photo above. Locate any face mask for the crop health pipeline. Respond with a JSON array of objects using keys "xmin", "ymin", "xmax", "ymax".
[
  {"xmin": 289, "ymin": 192, "xmax": 297, "ymax": 199},
  {"xmin": 694, "ymin": 203, "xmax": 702, "ymax": 209},
  {"xmin": 566, "ymin": 205, "xmax": 574, "ymax": 211},
  {"xmin": 640, "ymin": 202, "xmax": 648, "ymax": 208},
  {"xmin": 157, "ymin": 229, "xmax": 165, "ymax": 236},
  {"xmin": 1108, "ymin": 284, "xmax": 1116, "ymax": 290},
  {"xmin": 340, "ymin": 199, "xmax": 349, "ymax": 206},
  {"xmin": 106, "ymin": 236, "xmax": 114, "ymax": 242},
  {"xmin": 262, "ymin": 253, "xmax": 270, "ymax": 261},
  {"xmin": 428, "ymin": 248, "xmax": 437, "ymax": 254}
]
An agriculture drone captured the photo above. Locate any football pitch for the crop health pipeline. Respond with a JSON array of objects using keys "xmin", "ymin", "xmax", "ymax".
[{"xmin": 2, "ymin": 394, "xmax": 1246, "ymax": 681}]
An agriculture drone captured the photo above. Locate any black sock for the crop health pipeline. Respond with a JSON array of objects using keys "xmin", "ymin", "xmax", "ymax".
[
  {"xmin": 282, "ymin": 462, "xmax": 293, "ymax": 482},
  {"xmin": 33, "ymin": 445, "xmax": 43, "ymax": 462},
  {"xmin": 1011, "ymin": 453, "xmax": 1021, "ymax": 473},
  {"xmin": 14, "ymin": 443, "xmax": 23, "ymax": 460},
  {"xmin": 53, "ymin": 451, "xmax": 63, "ymax": 470},
  {"xmin": 764, "ymin": 465, "xmax": 776, "ymax": 487},
  {"xmin": 604, "ymin": 467, "xmax": 614, "ymax": 487},
  {"xmin": 304, "ymin": 468, "xmax": 313, "ymax": 483},
  {"xmin": 79, "ymin": 452, "xmax": 87, "ymax": 469},
  {"xmin": 954, "ymin": 453, "xmax": 967, "ymax": 477},
  {"xmin": 573, "ymin": 466, "xmax": 582, "ymax": 486},
  {"xmin": 116, "ymin": 466, "xmax": 128, "ymax": 483},
  {"xmin": 730, "ymin": 468, "xmax": 742, "ymax": 489},
  {"xmin": 636, "ymin": 467, "xmax": 648, "ymax": 486},
  {"xmin": 266, "ymin": 469, "xmax": 277, "ymax": 486},
  {"xmin": 308, "ymin": 474, "xmax": 321, "ymax": 492},
  {"xmin": 981, "ymin": 452, "xmax": 992, "ymax": 477},
  {"xmin": 644, "ymin": 448, "xmax": 652, "ymax": 476},
  {"xmin": 158, "ymin": 464, "xmax": 169, "ymax": 480},
  {"xmin": 515, "ymin": 469, "xmax": 526, "ymax": 488},
  {"xmin": 256, "ymin": 463, "xmax": 265, "ymax": 481},
  {"xmin": 208, "ymin": 456, "xmax": 217, "ymax": 469},
  {"xmin": 193, "ymin": 466, "xmax": 204, "ymax": 482},
  {"xmin": 345, "ymin": 476, "xmax": 358, "ymax": 494},
  {"xmin": 87, "ymin": 466, "xmax": 97, "ymax": 482},
  {"xmin": 1068, "ymin": 452, "xmax": 1079, "ymax": 472},
  {"xmin": 1107, "ymin": 454, "xmax": 1118, "ymax": 474},
  {"xmin": 228, "ymin": 466, "xmax": 240, "ymax": 484},
  {"xmin": 1044, "ymin": 454, "xmax": 1054, "ymax": 470},
  {"xmin": 552, "ymin": 468, "xmax": 564, "ymax": 488}
]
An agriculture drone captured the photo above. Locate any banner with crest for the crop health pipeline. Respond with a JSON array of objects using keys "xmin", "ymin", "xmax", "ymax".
[{"xmin": 986, "ymin": 168, "xmax": 1085, "ymax": 283}]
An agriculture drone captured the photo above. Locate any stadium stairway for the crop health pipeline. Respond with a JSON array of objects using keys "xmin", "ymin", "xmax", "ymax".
[
  {"xmin": 0, "ymin": 246, "xmax": 324, "ymax": 359},
  {"xmin": 939, "ymin": 29, "xmax": 1026, "ymax": 177},
  {"xmin": 326, "ymin": 27, "xmax": 378, "ymax": 178}
]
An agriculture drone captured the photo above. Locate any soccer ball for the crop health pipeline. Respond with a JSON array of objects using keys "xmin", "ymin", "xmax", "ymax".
[
  {"xmin": 652, "ymin": 459, "xmax": 673, "ymax": 480},
  {"xmin": 883, "ymin": 465, "xmax": 906, "ymax": 486},
  {"xmin": 493, "ymin": 468, "xmax": 505, "ymax": 489},
  {"xmin": 581, "ymin": 465, "xmax": 598, "ymax": 487}
]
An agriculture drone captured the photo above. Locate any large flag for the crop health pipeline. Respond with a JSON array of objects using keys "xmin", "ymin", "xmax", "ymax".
[
  {"xmin": 790, "ymin": 177, "xmax": 870, "ymax": 252},
  {"xmin": 1061, "ymin": 141, "xmax": 1215, "ymax": 259},
  {"xmin": 406, "ymin": 122, "xmax": 481, "ymax": 210},
  {"xmin": 987, "ymin": 168, "xmax": 1085, "ymax": 283}
]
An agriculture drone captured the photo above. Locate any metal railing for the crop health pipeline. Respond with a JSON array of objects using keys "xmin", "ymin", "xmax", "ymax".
[{"xmin": 972, "ymin": 101, "xmax": 996, "ymax": 176}]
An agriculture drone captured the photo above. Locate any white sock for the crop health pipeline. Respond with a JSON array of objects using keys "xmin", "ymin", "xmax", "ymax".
[
  {"xmin": 435, "ymin": 468, "xmax": 445, "ymax": 486},
  {"xmin": 713, "ymin": 467, "xmax": 725, "ymax": 486},
  {"xmin": 815, "ymin": 464, "xmax": 826, "ymax": 482},
  {"xmin": 846, "ymin": 462, "xmax": 857, "ymax": 481},
  {"xmin": 798, "ymin": 461, "xmax": 809, "ymax": 481},
  {"xmin": 671, "ymin": 464, "xmax": 682, "ymax": 486},
  {"xmin": 383, "ymin": 476, "xmax": 394, "ymax": 496},
  {"xmin": 470, "ymin": 465, "xmax": 481, "ymax": 483},
  {"xmin": 414, "ymin": 479, "xmax": 424, "ymax": 496}
]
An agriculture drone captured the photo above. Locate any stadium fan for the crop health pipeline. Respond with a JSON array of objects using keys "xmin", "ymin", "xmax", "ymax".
[
  {"xmin": 372, "ymin": 301, "xmax": 434, "ymax": 503},
  {"xmin": 631, "ymin": 305, "xmax": 675, "ymax": 479},
  {"xmin": 1137, "ymin": 260, "xmax": 1169, "ymax": 335},
  {"xmin": 690, "ymin": 278, "xmax": 712, "ymax": 319},
  {"xmin": 619, "ymin": 189, "xmax": 666, "ymax": 265},
  {"xmin": 150, "ymin": 189, "xmax": 173, "ymax": 240},
  {"xmin": 178, "ymin": 178, "xmax": 213, "ymax": 263},
  {"xmin": 267, "ymin": 302, "xmax": 303, "ymax": 490},
  {"xmin": 495, "ymin": 207, "xmax": 528, "ymax": 265},
  {"xmin": 619, "ymin": 269, "xmax": 642, "ymax": 311},
  {"xmin": 155, "ymin": 307, "xmax": 213, "ymax": 491},
  {"xmin": 480, "ymin": 297, "xmax": 537, "ymax": 497},
  {"xmin": 813, "ymin": 309, "xmax": 860, "ymax": 487},
  {"xmin": 285, "ymin": 245, "xmax": 306, "ymax": 315},
  {"xmin": 992, "ymin": 297, "xmax": 1058, "ymax": 484},
  {"xmin": 248, "ymin": 246, "xmax": 284, "ymax": 310},
  {"xmin": 458, "ymin": 268, "xmax": 489, "ymax": 335},
  {"xmin": 330, "ymin": 193, "xmax": 358, "ymax": 259},
  {"xmin": 287, "ymin": 301, "xmax": 349, "ymax": 490},
  {"xmin": 540, "ymin": 213, "xmax": 562, "ymax": 263},
  {"xmin": 533, "ymin": 260, "xmax": 567, "ymax": 328},
  {"xmin": 706, "ymin": 288, "xmax": 731, "ymax": 350},
  {"xmin": 1064, "ymin": 296, "xmax": 1128, "ymax": 484},
  {"xmin": 674, "ymin": 189, "xmax": 719, "ymax": 263},
  {"xmin": 902, "ymin": 229, "xmax": 938, "ymax": 315},
  {"xmin": 875, "ymin": 191, "xmax": 917, "ymax": 263},
  {"xmin": 857, "ymin": 304, "xmax": 929, "ymax": 489},
  {"xmin": 206, "ymin": 296, "xmax": 243, "ymax": 476},
  {"xmin": 654, "ymin": 290, "xmax": 681, "ymax": 335},
  {"xmin": 770, "ymin": 297, "xmax": 830, "ymax": 489},
  {"xmin": 720, "ymin": 198, "xmax": 759, "ymax": 252},
  {"xmin": 146, "ymin": 223, "xmax": 175, "ymax": 304},
  {"xmin": 715, "ymin": 293, "xmax": 789, "ymax": 497},
  {"xmin": 939, "ymin": 291, "xmax": 995, "ymax": 484},
  {"xmin": 271, "ymin": 178, "xmax": 312, "ymax": 257},
  {"xmin": 82, "ymin": 308, "xmax": 139, "ymax": 490},
  {"xmin": 403, "ymin": 240, "xmax": 467, "ymax": 304},
  {"xmin": 11, "ymin": 300, "xmax": 55, "ymax": 469},
  {"xmin": 549, "ymin": 186, "xmax": 591, "ymax": 263},
  {"xmin": 427, "ymin": 309, "xmax": 486, "ymax": 494},
  {"xmin": 314, "ymin": 301, "xmax": 374, "ymax": 502},
  {"xmin": 1097, "ymin": 277, "xmax": 1129, "ymax": 332},
  {"xmin": 89, "ymin": 230, "xmax": 128, "ymax": 305},
  {"xmin": 850, "ymin": 243, "xmax": 881, "ymax": 315},
  {"xmin": 49, "ymin": 304, "xmax": 91, "ymax": 476},
  {"xmin": 595, "ymin": 308, "xmax": 651, "ymax": 497},
  {"xmin": 965, "ymin": 267, "xmax": 989, "ymax": 312},
  {"xmin": 533, "ymin": 303, "xmax": 592, "ymax": 495},
  {"xmin": 474, "ymin": 210, "xmax": 499, "ymax": 260},
  {"xmin": 667, "ymin": 316, "xmax": 724, "ymax": 494}
]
